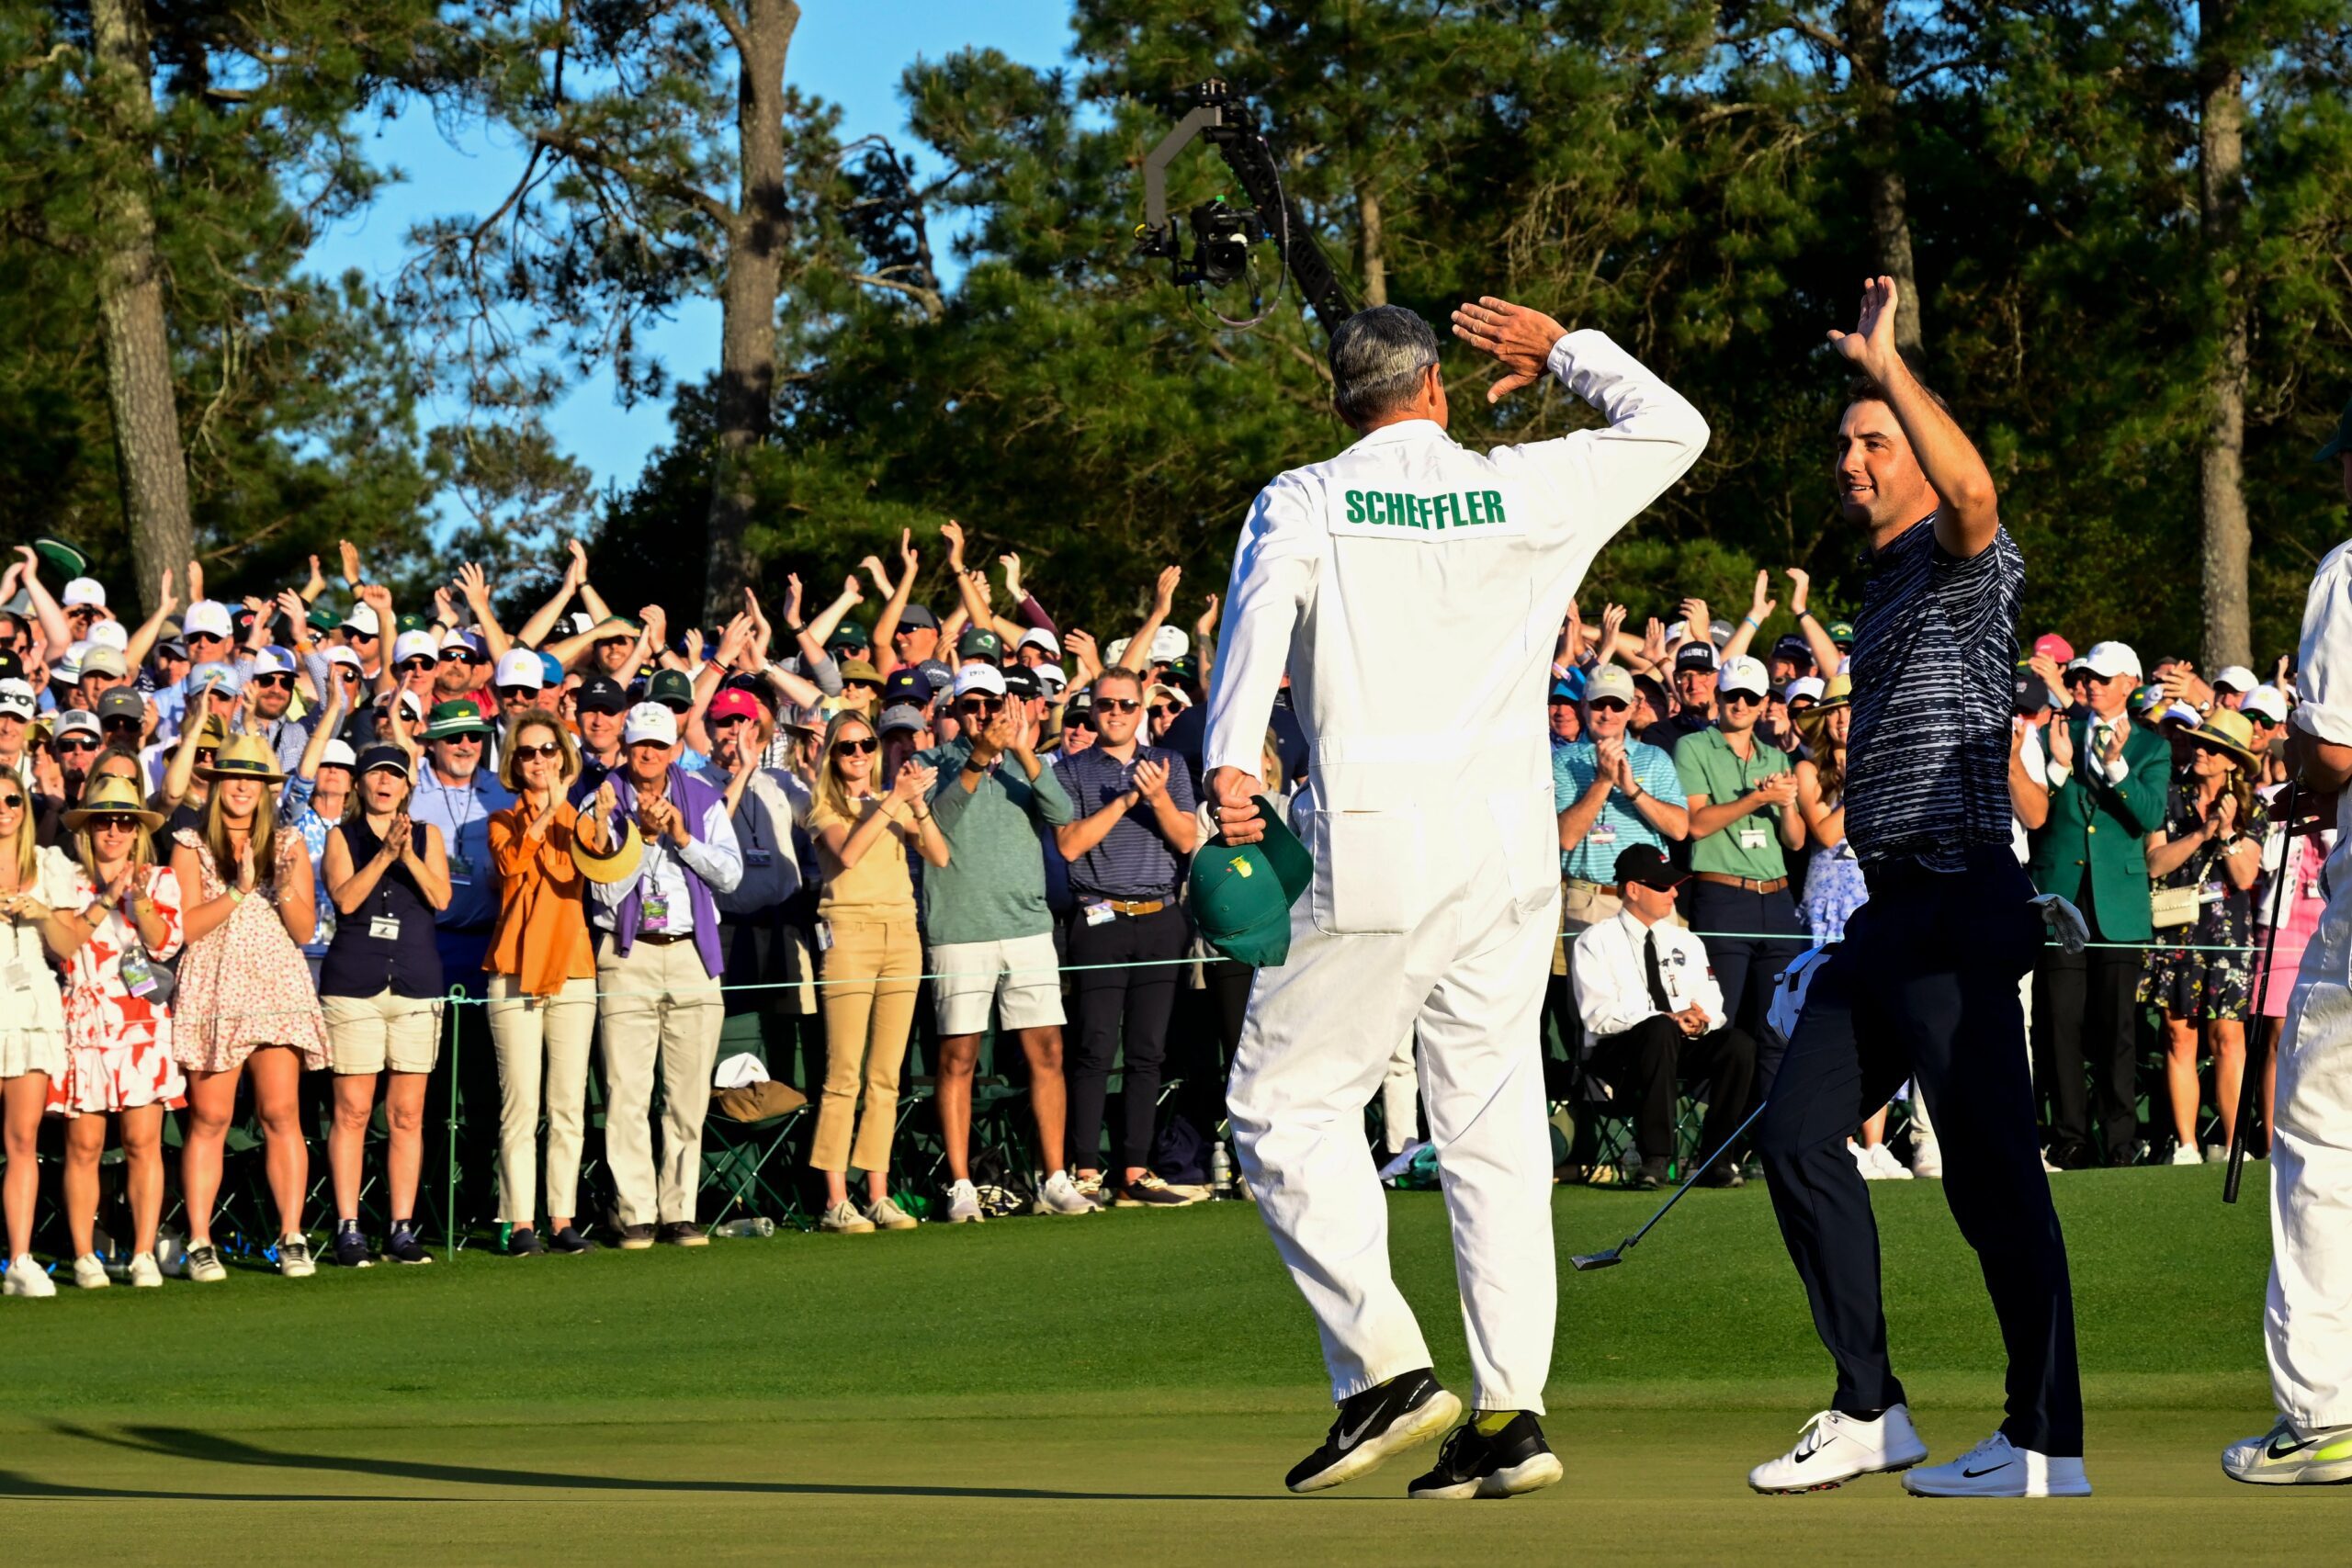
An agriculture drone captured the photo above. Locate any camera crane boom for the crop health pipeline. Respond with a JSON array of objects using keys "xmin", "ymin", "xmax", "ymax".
[{"xmin": 1134, "ymin": 80, "xmax": 1354, "ymax": 334}]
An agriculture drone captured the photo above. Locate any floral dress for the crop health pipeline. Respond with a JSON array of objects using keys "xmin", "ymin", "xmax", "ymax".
[
  {"xmin": 1800, "ymin": 779, "xmax": 1870, "ymax": 944},
  {"xmin": 0, "ymin": 846, "xmax": 76, "ymax": 1082},
  {"xmin": 46, "ymin": 861, "xmax": 187, "ymax": 1113},
  {"xmin": 169, "ymin": 828, "xmax": 328, "ymax": 1073},
  {"xmin": 2140, "ymin": 783, "xmax": 2268, "ymax": 1022}
]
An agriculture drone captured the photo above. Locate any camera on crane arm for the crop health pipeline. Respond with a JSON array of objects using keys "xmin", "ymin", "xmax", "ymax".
[{"xmin": 1133, "ymin": 79, "xmax": 1352, "ymax": 334}]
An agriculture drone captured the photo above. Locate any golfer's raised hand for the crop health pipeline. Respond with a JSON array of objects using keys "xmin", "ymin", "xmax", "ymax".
[
  {"xmin": 1827, "ymin": 276, "xmax": 1902, "ymax": 379},
  {"xmin": 1204, "ymin": 766, "xmax": 1265, "ymax": 844},
  {"xmin": 1451, "ymin": 297, "xmax": 1568, "ymax": 403}
]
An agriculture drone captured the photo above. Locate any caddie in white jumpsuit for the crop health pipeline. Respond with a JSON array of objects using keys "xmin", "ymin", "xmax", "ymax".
[
  {"xmin": 2224, "ymin": 413, "xmax": 2352, "ymax": 1484},
  {"xmin": 1200, "ymin": 299, "xmax": 1706, "ymax": 1497}
]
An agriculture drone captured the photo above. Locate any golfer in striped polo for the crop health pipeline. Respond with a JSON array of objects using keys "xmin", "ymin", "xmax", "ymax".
[{"xmin": 1745, "ymin": 277, "xmax": 2089, "ymax": 1499}]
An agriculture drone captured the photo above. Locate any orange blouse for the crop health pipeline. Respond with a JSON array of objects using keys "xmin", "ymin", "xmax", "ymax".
[{"xmin": 487, "ymin": 799, "xmax": 596, "ymax": 996}]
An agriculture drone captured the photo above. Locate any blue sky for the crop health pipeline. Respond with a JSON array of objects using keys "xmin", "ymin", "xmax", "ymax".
[{"xmin": 305, "ymin": 2, "xmax": 1078, "ymax": 502}]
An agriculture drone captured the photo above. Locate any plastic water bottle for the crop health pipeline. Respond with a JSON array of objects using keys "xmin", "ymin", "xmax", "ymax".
[
  {"xmin": 712, "ymin": 1216, "xmax": 775, "ymax": 1238},
  {"xmin": 1210, "ymin": 1143, "xmax": 1233, "ymax": 1200}
]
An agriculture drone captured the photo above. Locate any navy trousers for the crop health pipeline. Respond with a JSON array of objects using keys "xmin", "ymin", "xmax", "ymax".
[{"xmin": 1756, "ymin": 848, "xmax": 2085, "ymax": 1456}]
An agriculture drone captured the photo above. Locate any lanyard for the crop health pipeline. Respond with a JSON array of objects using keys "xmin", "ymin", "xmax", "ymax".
[{"xmin": 420, "ymin": 772, "xmax": 481, "ymax": 841}]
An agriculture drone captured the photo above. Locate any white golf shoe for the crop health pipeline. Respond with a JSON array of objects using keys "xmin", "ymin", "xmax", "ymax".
[
  {"xmin": 1902, "ymin": 1429, "xmax": 2088, "ymax": 1496},
  {"xmin": 4, "ymin": 1256, "xmax": 56, "ymax": 1298},
  {"xmin": 72, "ymin": 1254, "xmax": 111, "ymax": 1290},
  {"xmin": 1909, "ymin": 1132, "xmax": 1944, "ymax": 1179},
  {"xmin": 1748, "ymin": 1405, "xmax": 1928, "ymax": 1493},
  {"xmin": 944, "ymin": 1179, "xmax": 984, "ymax": 1224},
  {"xmin": 2222, "ymin": 1417, "xmax": 2352, "ymax": 1485}
]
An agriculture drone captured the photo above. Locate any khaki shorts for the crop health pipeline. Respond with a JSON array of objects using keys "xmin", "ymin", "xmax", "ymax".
[
  {"xmin": 931, "ymin": 932, "xmax": 1066, "ymax": 1036},
  {"xmin": 322, "ymin": 991, "xmax": 445, "ymax": 1076}
]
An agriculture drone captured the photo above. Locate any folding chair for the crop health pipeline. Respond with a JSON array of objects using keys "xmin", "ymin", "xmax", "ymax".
[{"xmin": 699, "ymin": 1102, "xmax": 813, "ymax": 1234}]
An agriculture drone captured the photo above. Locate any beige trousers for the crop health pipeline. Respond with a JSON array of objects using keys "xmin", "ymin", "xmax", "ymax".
[
  {"xmin": 809, "ymin": 916, "xmax": 922, "ymax": 1173},
  {"xmin": 485, "ymin": 974, "xmax": 598, "ymax": 1224},
  {"xmin": 595, "ymin": 937, "xmax": 723, "ymax": 1226}
]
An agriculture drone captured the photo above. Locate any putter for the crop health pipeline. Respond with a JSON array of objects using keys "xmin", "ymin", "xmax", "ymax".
[
  {"xmin": 1570, "ymin": 1100, "xmax": 1770, "ymax": 1271},
  {"xmin": 2225, "ymin": 779, "xmax": 2301, "ymax": 1205}
]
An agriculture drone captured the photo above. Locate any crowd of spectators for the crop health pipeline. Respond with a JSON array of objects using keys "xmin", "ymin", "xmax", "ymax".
[{"xmin": 0, "ymin": 526, "xmax": 2312, "ymax": 1292}]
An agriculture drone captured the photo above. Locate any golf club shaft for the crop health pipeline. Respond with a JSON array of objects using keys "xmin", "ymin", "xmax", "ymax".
[
  {"xmin": 1617, "ymin": 1099, "xmax": 1770, "ymax": 1256},
  {"xmin": 2225, "ymin": 779, "xmax": 2301, "ymax": 1205}
]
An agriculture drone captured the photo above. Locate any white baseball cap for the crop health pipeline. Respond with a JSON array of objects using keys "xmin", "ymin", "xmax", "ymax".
[
  {"xmin": 392, "ymin": 630, "xmax": 440, "ymax": 667},
  {"xmin": 441, "ymin": 628, "xmax": 486, "ymax": 659},
  {"xmin": 1149, "ymin": 626, "xmax": 1189, "ymax": 664},
  {"xmin": 1018, "ymin": 627, "xmax": 1061, "ymax": 658},
  {"xmin": 0, "ymin": 679, "xmax": 34, "ymax": 717},
  {"xmin": 187, "ymin": 661, "xmax": 243, "ymax": 697},
  {"xmin": 493, "ymin": 649, "xmax": 546, "ymax": 690},
  {"xmin": 86, "ymin": 619, "xmax": 129, "ymax": 651},
  {"xmin": 52, "ymin": 708, "xmax": 101, "ymax": 745},
  {"xmin": 321, "ymin": 738, "xmax": 358, "ymax": 770},
  {"xmin": 325, "ymin": 645, "xmax": 364, "ymax": 671},
  {"xmin": 1782, "ymin": 676, "xmax": 1826, "ymax": 704},
  {"xmin": 1035, "ymin": 662, "xmax": 1069, "ymax": 692},
  {"xmin": 249, "ymin": 646, "xmax": 297, "ymax": 677},
  {"xmin": 1716, "ymin": 654, "xmax": 1770, "ymax": 700},
  {"xmin": 622, "ymin": 701, "xmax": 678, "ymax": 747},
  {"xmin": 181, "ymin": 600, "xmax": 234, "ymax": 640},
  {"xmin": 79, "ymin": 646, "xmax": 128, "ymax": 679},
  {"xmin": 62, "ymin": 577, "xmax": 107, "ymax": 609},
  {"xmin": 953, "ymin": 663, "xmax": 1008, "ymax": 700},
  {"xmin": 341, "ymin": 603, "xmax": 381, "ymax": 637},
  {"xmin": 2241, "ymin": 684, "xmax": 2289, "ymax": 724},
  {"xmin": 2080, "ymin": 641, "xmax": 2141, "ymax": 682},
  {"xmin": 1105, "ymin": 637, "xmax": 1130, "ymax": 667},
  {"xmin": 51, "ymin": 646, "xmax": 83, "ymax": 683},
  {"xmin": 2211, "ymin": 664, "xmax": 2257, "ymax": 694}
]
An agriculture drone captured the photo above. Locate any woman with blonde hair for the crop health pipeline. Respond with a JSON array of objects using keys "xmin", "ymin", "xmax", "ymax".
[
  {"xmin": 45, "ymin": 775, "xmax": 185, "ymax": 1288},
  {"xmin": 321, "ymin": 744, "xmax": 453, "ymax": 1267},
  {"xmin": 0, "ymin": 776, "xmax": 78, "ymax": 1295},
  {"xmin": 484, "ymin": 709, "xmax": 601, "ymax": 1255},
  {"xmin": 806, "ymin": 708, "xmax": 946, "ymax": 1232},
  {"xmin": 170, "ymin": 734, "xmax": 326, "ymax": 1282}
]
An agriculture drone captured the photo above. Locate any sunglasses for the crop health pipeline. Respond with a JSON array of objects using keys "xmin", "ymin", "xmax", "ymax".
[
  {"xmin": 511, "ymin": 741, "xmax": 561, "ymax": 761},
  {"xmin": 832, "ymin": 737, "xmax": 879, "ymax": 756},
  {"xmin": 956, "ymin": 697, "xmax": 1002, "ymax": 717},
  {"xmin": 250, "ymin": 673, "xmax": 291, "ymax": 690},
  {"xmin": 58, "ymin": 737, "xmax": 100, "ymax": 753},
  {"xmin": 1588, "ymin": 698, "xmax": 1630, "ymax": 713},
  {"xmin": 335, "ymin": 666, "xmax": 364, "ymax": 680},
  {"xmin": 0, "ymin": 794, "xmax": 22, "ymax": 810},
  {"xmin": 844, "ymin": 680, "xmax": 881, "ymax": 694},
  {"xmin": 193, "ymin": 750, "xmax": 219, "ymax": 766},
  {"xmin": 400, "ymin": 657, "xmax": 435, "ymax": 672},
  {"xmin": 496, "ymin": 686, "xmax": 537, "ymax": 700},
  {"xmin": 439, "ymin": 649, "xmax": 476, "ymax": 663},
  {"xmin": 1721, "ymin": 691, "xmax": 1765, "ymax": 707},
  {"xmin": 102, "ymin": 716, "xmax": 140, "ymax": 730},
  {"xmin": 188, "ymin": 632, "xmax": 230, "ymax": 646},
  {"xmin": 88, "ymin": 815, "xmax": 141, "ymax": 832},
  {"xmin": 1148, "ymin": 706, "xmax": 1170, "ymax": 721},
  {"xmin": 712, "ymin": 714, "xmax": 753, "ymax": 729},
  {"xmin": 1097, "ymin": 698, "xmax": 1142, "ymax": 715}
]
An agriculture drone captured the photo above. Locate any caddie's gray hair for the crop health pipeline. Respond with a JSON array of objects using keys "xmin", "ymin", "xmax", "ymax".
[{"xmin": 1329, "ymin": 305, "xmax": 1442, "ymax": 429}]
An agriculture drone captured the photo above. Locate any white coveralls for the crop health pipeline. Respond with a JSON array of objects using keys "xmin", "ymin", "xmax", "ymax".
[
  {"xmin": 2271, "ymin": 538, "xmax": 2352, "ymax": 1433},
  {"xmin": 1204, "ymin": 332, "xmax": 1707, "ymax": 1411}
]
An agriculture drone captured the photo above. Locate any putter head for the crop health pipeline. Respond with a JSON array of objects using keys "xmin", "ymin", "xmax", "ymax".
[{"xmin": 1568, "ymin": 1248, "xmax": 1622, "ymax": 1272}]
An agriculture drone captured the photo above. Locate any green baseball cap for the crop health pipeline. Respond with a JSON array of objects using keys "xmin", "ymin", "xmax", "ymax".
[
  {"xmin": 1188, "ymin": 797, "xmax": 1313, "ymax": 968},
  {"xmin": 31, "ymin": 537, "xmax": 87, "ymax": 579},
  {"xmin": 647, "ymin": 668, "xmax": 695, "ymax": 713},
  {"xmin": 2315, "ymin": 395, "xmax": 2352, "ymax": 465},
  {"xmin": 421, "ymin": 700, "xmax": 492, "ymax": 739},
  {"xmin": 957, "ymin": 626, "xmax": 1002, "ymax": 661},
  {"xmin": 1825, "ymin": 619, "xmax": 1855, "ymax": 647}
]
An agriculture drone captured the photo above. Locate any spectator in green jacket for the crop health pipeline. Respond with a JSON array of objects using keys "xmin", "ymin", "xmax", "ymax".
[
  {"xmin": 2017, "ymin": 639, "xmax": 2170, "ymax": 1168},
  {"xmin": 916, "ymin": 664, "xmax": 1094, "ymax": 1222}
]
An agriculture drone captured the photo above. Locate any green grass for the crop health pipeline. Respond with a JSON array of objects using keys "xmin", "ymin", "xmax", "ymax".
[{"xmin": 1, "ymin": 1167, "xmax": 2338, "ymax": 1563}]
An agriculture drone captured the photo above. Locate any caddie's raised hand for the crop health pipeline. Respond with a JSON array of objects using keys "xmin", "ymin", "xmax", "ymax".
[
  {"xmin": 1450, "ymin": 296, "xmax": 1569, "ymax": 403},
  {"xmin": 1826, "ymin": 276, "xmax": 1903, "ymax": 379}
]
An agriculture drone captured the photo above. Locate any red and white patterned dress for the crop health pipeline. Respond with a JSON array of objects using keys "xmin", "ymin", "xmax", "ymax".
[
  {"xmin": 169, "ymin": 828, "xmax": 328, "ymax": 1073},
  {"xmin": 46, "ymin": 861, "xmax": 188, "ymax": 1114}
]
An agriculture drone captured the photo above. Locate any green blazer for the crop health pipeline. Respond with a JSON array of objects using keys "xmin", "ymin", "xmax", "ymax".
[{"xmin": 2025, "ymin": 716, "xmax": 2171, "ymax": 942}]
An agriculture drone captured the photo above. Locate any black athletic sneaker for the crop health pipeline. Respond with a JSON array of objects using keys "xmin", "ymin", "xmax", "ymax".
[
  {"xmin": 658, "ymin": 1222, "xmax": 708, "ymax": 1247},
  {"xmin": 508, "ymin": 1226, "xmax": 544, "ymax": 1257},
  {"xmin": 333, "ymin": 1227, "xmax": 374, "ymax": 1269},
  {"xmin": 1408, "ymin": 1410, "xmax": 1566, "ymax": 1500},
  {"xmin": 548, "ymin": 1226, "xmax": 598, "ymax": 1254},
  {"xmin": 1632, "ymin": 1157, "xmax": 1669, "ymax": 1191},
  {"xmin": 1700, "ymin": 1163, "xmax": 1746, "ymax": 1189},
  {"xmin": 1284, "ymin": 1368, "xmax": 1464, "ymax": 1494},
  {"xmin": 384, "ymin": 1224, "xmax": 433, "ymax": 1265},
  {"xmin": 616, "ymin": 1224, "xmax": 657, "ymax": 1251}
]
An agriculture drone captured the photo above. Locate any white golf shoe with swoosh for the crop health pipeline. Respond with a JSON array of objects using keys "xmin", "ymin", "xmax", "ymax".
[
  {"xmin": 2221, "ymin": 1417, "xmax": 2352, "ymax": 1485},
  {"xmin": 1748, "ymin": 1405, "xmax": 1928, "ymax": 1494},
  {"xmin": 1902, "ymin": 1429, "xmax": 2089, "ymax": 1496}
]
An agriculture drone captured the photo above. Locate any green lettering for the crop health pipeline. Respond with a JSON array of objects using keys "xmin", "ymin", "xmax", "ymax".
[
  {"xmin": 1465, "ymin": 491, "xmax": 1486, "ymax": 525},
  {"xmin": 1485, "ymin": 490, "xmax": 1507, "ymax": 524},
  {"xmin": 1344, "ymin": 490, "xmax": 1365, "ymax": 525}
]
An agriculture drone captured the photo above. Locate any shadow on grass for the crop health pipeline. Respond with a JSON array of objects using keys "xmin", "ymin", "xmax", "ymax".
[{"xmin": 17, "ymin": 1425, "xmax": 1299, "ymax": 1505}]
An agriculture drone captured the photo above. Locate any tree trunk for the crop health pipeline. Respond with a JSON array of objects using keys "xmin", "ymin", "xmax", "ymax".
[
  {"xmin": 702, "ymin": 0, "xmax": 800, "ymax": 628},
  {"xmin": 1356, "ymin": 181, "xmax": 1386, "ymax": 308},
  {"xmin": 1845, "ymin": 0, "xmax": 1924, "ymax": 358},
  {"xmin": 2196, "ymin": 0, "xmax": 2251, "ymax": 670},
  {"xmin": 90, "ymin": 0, "xmax": 192, "ymax": 613}
]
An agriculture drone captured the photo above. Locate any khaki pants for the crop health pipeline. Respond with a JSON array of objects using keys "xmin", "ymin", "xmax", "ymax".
[
  {"xmin": 485, "ymin": 974, "xmax": 597, "ymax": 1224},
  {"xmin": 809, "ymin": 915, "xmax": 922, "ymax": 1173},
  {"xmin": 596, "ymin": 937, "xmax": 724, "ymax": 1227}
]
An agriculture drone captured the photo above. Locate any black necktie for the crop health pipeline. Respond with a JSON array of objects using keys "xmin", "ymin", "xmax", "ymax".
[{"xmin": 1644, "ymin": 928, "xmax": 1673, "ymax": 1013}]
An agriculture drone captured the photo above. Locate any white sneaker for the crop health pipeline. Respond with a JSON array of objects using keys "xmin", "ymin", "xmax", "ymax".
[
  {"xmin": 2203, "ymin": 1145, "xmax": 2230, "ymax": 1165},
  {"xmin": 1748, "ymin": 1405, "xmax": 1928, "ymax": 1493},
  {"xmin": 5, "ymin": 1256, "xmax": 57, "ymax": 1298},
  {"xmin": 1034, "ymin": 1170, "xmax": 1096, "ymax": 1216},
  {"xmin": 128, "ymin": 1253, "xmax": 164, "ymax": 1289},
  {"xmin": 1909, "ymin": 1134, "xmax": 1944, "ymax": 1179},
  {"xmin": 1902, "ymin": 1429, "xmax": 2089, "ymax": 1496},
  {"xmin": 2041, "ymin": 1149, "xmax": 2064, "ymax": 1174},
  {"xmin": 2222, "ymin": 1417, "xmax": 2352, "ymax": 1485},
  {"xmin": 2170, "ymin": 1145, "xmax": 2203, "ymax": 1167},
  {"xmin": 73, "ymin": 1254, "xmax": 111, "ymax": 1290},
  {"xmin": 861, "ymin": 1195, "xmax": 919, "ymax": 1231},
  {"xmin": 185, "ymin": 1244, "xmax": 228, "ymax": 1283},
  {"xmin": 277, "ymin": 1235, "xmax": 316, "ymax": 1278},
  {"xmin": 1070, "ymin": 1172, "xmax": 1112, "ymax": 1210},
  {"xmin": 944, "ymin": 1179, "xmax": 983, "ymax": 1224},
  {"xmin": 1848, "ymin": 1139, "xmax": 1871, "ymax": 1175},
  {"xmin": 817, "ymin": 1201, "xmax": 875, "ymax": 1235},
  {"xmin": 1868, "ymin": 1144, "xmax": 1915, "ymax": 1180}
]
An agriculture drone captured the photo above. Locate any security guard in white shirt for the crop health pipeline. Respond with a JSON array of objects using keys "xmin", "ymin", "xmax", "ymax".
[{"xmin": 1202, "ymin": 298, "xmax": 1707, "ymax": 1498}]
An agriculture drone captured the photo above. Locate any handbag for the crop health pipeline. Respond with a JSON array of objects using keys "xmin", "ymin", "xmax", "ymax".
[{"xmin": 2149, "ymin": 885, "xmax": 2199, "ymax": 931}]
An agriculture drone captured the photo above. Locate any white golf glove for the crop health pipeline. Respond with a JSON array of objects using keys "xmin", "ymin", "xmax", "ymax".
[{"xmin": 2031, "ymin": 893, "xmax": 2089, "ymax": 956}]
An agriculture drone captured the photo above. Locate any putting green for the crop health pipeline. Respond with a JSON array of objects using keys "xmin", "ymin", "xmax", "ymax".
[{"xmin": 0, "ymin": 1168, "xmax": 2337, "ymax": 1562}]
